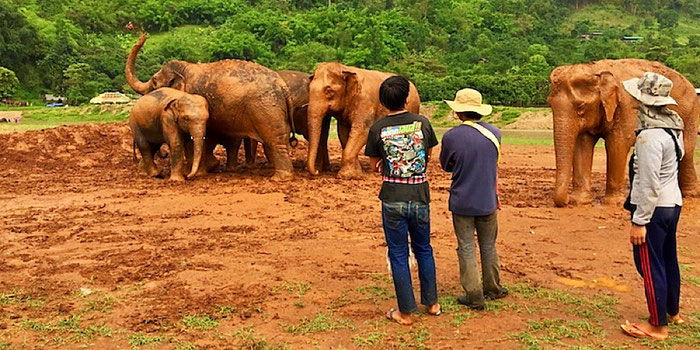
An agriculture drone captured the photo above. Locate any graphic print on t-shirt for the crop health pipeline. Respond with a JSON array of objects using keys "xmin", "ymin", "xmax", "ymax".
[{"xmin": 380, "ymin": 121, "xmax": 426, "ymax": 178}]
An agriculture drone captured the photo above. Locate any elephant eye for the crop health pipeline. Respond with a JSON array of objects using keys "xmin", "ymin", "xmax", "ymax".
[{"xmin": 324, "ymin": 86, "xmax": 335, "ymax": 98}]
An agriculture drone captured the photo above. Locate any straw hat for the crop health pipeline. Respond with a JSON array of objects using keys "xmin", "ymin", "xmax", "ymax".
[
  {"xmin": 444, "ymin": 88, "xmax": 493, "ymax": 116},
  {"xmin": 622, "ymin": 72, "xmax": 677, "ymax": 106}
]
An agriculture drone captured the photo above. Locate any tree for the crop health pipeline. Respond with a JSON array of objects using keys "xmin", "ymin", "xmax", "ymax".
[
  {"xmin": 656, "ymin": 9, "xmax": 679, "ymax": 29},
  {"xmin": 0, "ymin": 67, "xmax": 19, "ymax": 98},
  {"xmin": 63, "ymin": 63, "xmax": 110, "ymax": 105}
]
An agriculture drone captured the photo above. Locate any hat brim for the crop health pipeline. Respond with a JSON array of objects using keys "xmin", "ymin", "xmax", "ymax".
[
  {"xmin": 622, "ymin": 79, "xmax": 677, "ymax": 106},
  {"xmin": 444, "ymin": 100, "xmax": 493, "ymax": 116}
]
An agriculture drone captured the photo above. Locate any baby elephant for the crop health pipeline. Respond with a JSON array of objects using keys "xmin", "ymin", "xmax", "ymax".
[{"xmin": 129, "ymin": 88, "xmax": 209, "ymax": 181}]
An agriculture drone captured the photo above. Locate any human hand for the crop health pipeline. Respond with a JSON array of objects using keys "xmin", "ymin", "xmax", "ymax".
[{"xmin": 630, "ymin": 225, "xmax": 646, "ymax": 245}]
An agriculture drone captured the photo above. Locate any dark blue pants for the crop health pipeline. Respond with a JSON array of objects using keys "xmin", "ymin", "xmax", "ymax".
[
  {"xmin": 632, "ymin": 206, "xmax": 682, "ymax": 327},
  {"xmin": 382, "ymin": 201, "xmax": 438, "ymax": 313}
]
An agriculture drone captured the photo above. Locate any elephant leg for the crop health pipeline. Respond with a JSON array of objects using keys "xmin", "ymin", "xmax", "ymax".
[
  {"xmin": 570, "ymin": 133, "xmax": 597, "ymax": 205},
  {"xmin": 337, "ymin": 125, "xmax": 367, "ymax": 179},
  {"xmin": 133, "ymin": 129, "xmax": 160, "ymax": 178},
  {"xmin": 316, "ymin": 116, "xmax": 332, "ymax": 172},
  {"xmin": 184, "ymin": 138, "xmax": 194, "ymax": 171},
  {"xmin": 226, "ymin": 137, "xmax": 243, "ymax": 171},
  {"xmin": 164, "ymin": 124, "xmax": 186, "ymax": 182},
  {"xmin": 197, "ymin": 138, "xmax": 219, "ymax": 175},
  {"xmin": 603, "ymin": 134, "xmax": 634, "ymax": 203},
  {"xmin": 257, "ymin": 127, "xmax": 294, "ymax": 180},
  {"xmin": 244, "ymin": 138, "xmax": 258, "ymax": 167},
  {"xmin": 338, "ymin": 120, "xmax": 350, "ymax": 149}
]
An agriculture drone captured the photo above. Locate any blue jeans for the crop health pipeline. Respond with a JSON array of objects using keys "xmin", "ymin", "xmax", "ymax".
[{"xmin": 381, "ymin": 201, "xmax": 438, "ymax": 313}]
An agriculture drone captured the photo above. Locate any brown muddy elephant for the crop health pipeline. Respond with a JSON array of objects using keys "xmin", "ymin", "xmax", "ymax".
[
  {"xmin": 232, "ymin": 70, "xmax": 331, "ymax": 171},
  {"xmin": 548, "ymin": 59, "xmax": 699, "ymax": 207},
  {"xmin": 129, "ymin": 88, "xmax": 209, "ymax": 181},
  {"xmin": 306, "ymin": 62, "xmax": 421, "ymax": 178},
  {"xmin": 125, "ymin": 33, "xmax": 296, "ymax": 180}
]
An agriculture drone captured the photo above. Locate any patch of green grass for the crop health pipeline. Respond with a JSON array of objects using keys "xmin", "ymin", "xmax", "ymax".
[
  {"xmin": 0, "ymin": 105, "xmax": 129, "ymax": 134},
  {"xmin": 387, "ymin": 325, "xmax": 431, "ymax": 350},
  {"xmin": 284, "ymin": 312, "xmax": 355, "ymax": 335},
  {"xmin": 355, "ymin": 285, "xmax": 393, "ymax": 303},
  {"xmin": 511, "ymin": 283, "xmax": 619, "ymax": 318},
  {"xmin": 233, "ymin": 328, "xmax": 290, "ymax": 350},
  {"xmin": 451, "ymin": 310, "xmax": 476, "ymax": 327},
  {"xmin": 215, "ymin": 305, "xmax": 236, "ymax": 316},
  {"xmin": 128, "ymin": 332, "xmax": 164, "ymax": 349},
  {"xmin": 682, "ymin": 275, "xmax": 700, "ymax": 287},
  {"xmin": 353, "ymin": 329, "xmax": 387, "ymax": 348},
  {"xmin": 679, "ymin": 264, "xmax": 693, "ymax": 272},
  {"xmin": 0, "ymin": 290, "xmax": 44, "ymax": 308},
  {"xmin": 182, "ymin": 314, "xmax": 219, "ymax": 331},
  {"xmin": 510, "ymin": 318, "xmax": 606, "ymax": 349},
  {"xmin": 17, "ymin": 315, "xmax": 112, "ymax": 343},
  {"xmin": 437, "ymin": 296, "xmax": 461, "ymax": 313},
  {"xmin": 83, "ymin": 295, "xmax": 114, "ymax": 313},
  {"xmin": 276, "ymin": 281, "xmax": 311, "ymax": 298}
]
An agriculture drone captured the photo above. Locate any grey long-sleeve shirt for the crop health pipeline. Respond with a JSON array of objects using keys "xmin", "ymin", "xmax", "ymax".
[{"xmin": 630, "ymin": 128, "xmax": 684, "ymax": 226}]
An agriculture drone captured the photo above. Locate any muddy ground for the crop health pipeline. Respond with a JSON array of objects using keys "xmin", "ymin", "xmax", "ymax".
[{"xmin": 1, "ymin": 123, "xmax": 699, "ymax": 349}]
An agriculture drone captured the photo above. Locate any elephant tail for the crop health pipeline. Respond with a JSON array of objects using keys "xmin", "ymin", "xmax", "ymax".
[
  {"xmin": 280, "ymin": 77, "xmax": 298, "ymax": 148},
  {"xmin": 132, "ymin": 140, "xmax": 138, "ymax": 162}
]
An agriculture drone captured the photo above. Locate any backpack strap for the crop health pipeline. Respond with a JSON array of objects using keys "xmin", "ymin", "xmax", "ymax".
[{"xmin": 463, "ymin": 121, "xmax": 500, "ymax": 163}]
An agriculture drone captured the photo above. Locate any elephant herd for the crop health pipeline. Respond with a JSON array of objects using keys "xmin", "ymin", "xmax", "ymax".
[
  {"xmin": 126, "ymin": 33, "xmax": 700, "ymax": 206},
  {"xmin": 126, "ymin": 33, "xmax": 419, "ymax": 181}
]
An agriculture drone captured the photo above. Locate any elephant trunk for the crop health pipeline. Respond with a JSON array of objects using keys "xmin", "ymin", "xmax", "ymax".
[
  {"xmin": 187, "ymin": 125, "xmax": 206, "ymax": 180},
  {"xmin": 553, "ymin": 117, "xmax": 576, "ymax": 207},
  {"xmin": 125, "ymin": 33, "xmax": 153, "ymax": 95},
  {"xmin": 306, "ymin": 104, "xmax": 325, "ymax": 175}
]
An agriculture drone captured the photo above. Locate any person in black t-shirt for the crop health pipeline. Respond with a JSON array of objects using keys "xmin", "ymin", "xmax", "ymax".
[{"xmin": 365, "ymin": 76, "xmax": 440, "ymax": 325}]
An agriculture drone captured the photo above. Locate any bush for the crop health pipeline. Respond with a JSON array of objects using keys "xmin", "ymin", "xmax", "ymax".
[{"xmin": 0, "ymin": 67, "xmax": 20, "ymax": 98}]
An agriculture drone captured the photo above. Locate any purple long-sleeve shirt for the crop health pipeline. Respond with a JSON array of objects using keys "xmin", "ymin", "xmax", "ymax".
[{"xmin": 439, "ymin": 122, "xmax": 501, "ymax": 216}]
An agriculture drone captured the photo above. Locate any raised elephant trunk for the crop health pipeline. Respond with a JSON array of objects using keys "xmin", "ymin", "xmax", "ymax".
[
  {"xmin": 125, "ymin": 33, "xmax": 154, "ymax": 95},
  {"xmin": 553, "ymin": 117, "xmax": 576, "ymax": 207},
  {"xmin": 306, "ymin": 104, "xmax": 325, "ymax": 175},
  {"xmin": 187, "ymin": 124, "xmax": 206, "ymax": 180}
]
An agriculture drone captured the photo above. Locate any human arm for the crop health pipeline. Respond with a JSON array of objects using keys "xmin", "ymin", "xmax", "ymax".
[
  {"xmin": 439, "ymin": 133, "xmax": 454, "ymax": 172},
  {"xmin": 630, "ymin": 133, "xmax": 663, "ymax": 227}
]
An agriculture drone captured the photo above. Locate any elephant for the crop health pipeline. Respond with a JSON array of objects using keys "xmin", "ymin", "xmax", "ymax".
[
  {"xmin": 125, "ymin": 33, "xmax": 297, "ymax": 180},
  {"xmin": 231, "ymin": 70, "xmax": 332, "ymax": 172},
  {"xmin": 548, "ymin": 59, "xmax": 699, "ymax": 207},
  {"xmin": 306, "ymin": 62, "xmax": 421, "ymax": 178},
  {"xmin": 129, "ymin": 88, "xmax": 209, "ymax": 181}
]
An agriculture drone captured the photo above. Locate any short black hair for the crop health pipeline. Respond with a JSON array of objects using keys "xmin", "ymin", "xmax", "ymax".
[
  {"xmin": 457, "ymin": 111, "xmax": 483, "ymax": 120},
  {"xmin": 379, "ymin": 76, "xmax": 410, "ymax": 111}
]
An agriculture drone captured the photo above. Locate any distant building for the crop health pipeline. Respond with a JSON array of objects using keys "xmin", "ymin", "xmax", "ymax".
[
  {"xmin": 0, "ymin": 111, "xmax": 22, "ymax": 123},
  {"xmin": 622, "ymin": 36, "xmax": 643, "ymax": 41},
  {"xmin": 90, "ymin": 92, "xmax": 131, "ymax": 104},
  {"xmin": 44, "ymin": 94, "xmax": 66, "ymax": 103}
]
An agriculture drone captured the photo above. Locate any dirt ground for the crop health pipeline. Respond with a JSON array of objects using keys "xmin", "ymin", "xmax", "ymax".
[{"xmin": 1, "ymin": 123, "xmax": 699, "ymax": 349}]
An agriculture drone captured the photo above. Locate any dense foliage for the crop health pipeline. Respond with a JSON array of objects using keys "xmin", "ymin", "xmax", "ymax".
[{"xmin": 1, "ymin": 0, "xmax": 699, "ymax": 105}]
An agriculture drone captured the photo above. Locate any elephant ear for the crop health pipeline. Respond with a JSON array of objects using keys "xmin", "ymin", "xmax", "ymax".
[
  {"xmin": 598, "ymin": 71, "xmax": 618, "ymax": 123},
  {"xmin": 342, "ymin": 70, "xmax": 362, "ymax": 108}
]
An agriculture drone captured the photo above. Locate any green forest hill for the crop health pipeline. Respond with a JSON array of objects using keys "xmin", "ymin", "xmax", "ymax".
[{"xmin": 1, "ymin": 0, "xmax": 699, "ymax": 106}]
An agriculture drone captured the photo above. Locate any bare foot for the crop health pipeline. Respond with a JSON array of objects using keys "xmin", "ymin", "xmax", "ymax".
[
  {"xmin": 621, "ymin": 320, "xmax": 668, "ymax": 340},
  {"xmin": 669, "ymin": 314, "xmax": 685, "ymax": 325},
  {"xmin": 427, "ymin": 303, "xmax": 441, "ymax": 316},
  {"xmin": 386, "ymin": 308, "xmax": 413, "ymax": 326}
]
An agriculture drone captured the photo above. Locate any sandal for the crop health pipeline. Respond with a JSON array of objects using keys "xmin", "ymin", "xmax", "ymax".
[
  {"xmin": 620, "ymin": 320, "xmax": 669, "ymax": 340},
  {"xmin": 386, "ymin": 308, "xmax": 412, "ymax": 326}
]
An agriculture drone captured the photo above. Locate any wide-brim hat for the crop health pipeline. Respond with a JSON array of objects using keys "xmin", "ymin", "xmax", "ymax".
[
  {"xmin": 622, "ymin": 72, "xmax": 677, "ymax": 106},
  {"xmin": 444, "ymin": 88, "xmax": 493, "ymax": 116}
]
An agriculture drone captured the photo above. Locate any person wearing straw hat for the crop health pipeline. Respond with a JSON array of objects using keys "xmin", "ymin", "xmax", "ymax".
[
  {"xmin": 619, "ymin": 72, "xmax": 686, "ymax": 341},
  {"xmin": 439, "ymin": 88, "xmax": 508, "ymax": 310}
]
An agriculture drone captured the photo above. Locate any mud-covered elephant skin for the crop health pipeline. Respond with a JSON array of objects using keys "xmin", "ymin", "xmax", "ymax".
[
  {"xmin": 306, "ymin": 62, "xmax": 421, "ymax": 178},
  {"xmin": 234, "ymin": 70, "xmax": 332, "ymax": 172},
  {"xmin": 548, "ymin": 59, "xmax": 699, "ymax": 207},
  {"xmin": 125, "ymin": 33, "xmax": 296, "ymax": 180},
  {"xmin": 129, "ymin": 88, "xmax": 209, "ymax": 181}
]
